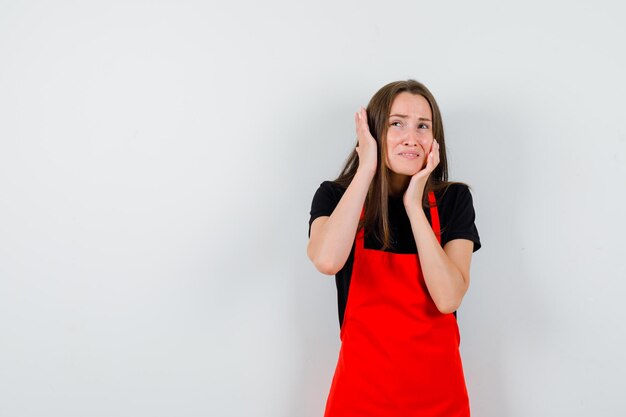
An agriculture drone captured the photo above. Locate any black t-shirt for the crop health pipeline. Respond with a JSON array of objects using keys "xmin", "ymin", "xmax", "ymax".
[{"xmin": 308, "ymin": 181, "xmax": 481, "ymax": 328}]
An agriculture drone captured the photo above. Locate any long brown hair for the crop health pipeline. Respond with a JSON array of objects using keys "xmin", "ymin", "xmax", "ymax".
[{"xmin": 334, "ymin": 79, "xmax": 453, "ymax": 250}]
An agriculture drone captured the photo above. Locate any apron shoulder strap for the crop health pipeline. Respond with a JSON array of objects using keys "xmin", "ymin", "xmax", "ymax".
[{"xmin": 427, "ymin": 190, "xmax": 441, "ymax": 244}]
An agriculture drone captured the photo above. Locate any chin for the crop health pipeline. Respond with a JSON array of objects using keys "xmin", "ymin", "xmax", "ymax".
[{"xmin": 397, "ymin": 163, "xmax": 426, "ymax": 176}]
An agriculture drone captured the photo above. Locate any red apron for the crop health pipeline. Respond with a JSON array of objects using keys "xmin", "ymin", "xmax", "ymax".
[{"xmin": 323, "ymin": 191, "xmax": 470, "ymax": 417}]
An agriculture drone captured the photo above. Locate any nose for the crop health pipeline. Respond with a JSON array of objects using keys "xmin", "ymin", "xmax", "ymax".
[
  {"xmin": 402, "ymin": 130, "xmax": 418, "ymax": 147},
  {"xmin": 402, "ymin": 131, "xmax": 430, "ymax": 148}
]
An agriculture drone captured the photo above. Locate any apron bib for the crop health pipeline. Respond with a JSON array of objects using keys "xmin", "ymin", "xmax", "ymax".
[{"xmin": 323, "ymin": 191, "xmax": 470, "ymax": 417}]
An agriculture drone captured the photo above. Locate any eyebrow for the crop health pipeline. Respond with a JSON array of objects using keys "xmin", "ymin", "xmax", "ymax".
[{"xmin": 389, "ymin": 113, "xmax": 432, "ymax": 122}]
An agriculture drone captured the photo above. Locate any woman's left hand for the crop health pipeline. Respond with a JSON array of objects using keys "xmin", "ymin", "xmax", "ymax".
[{"xmin": 403, "ymin": 139, "xmax": 440, "ymax": 211}]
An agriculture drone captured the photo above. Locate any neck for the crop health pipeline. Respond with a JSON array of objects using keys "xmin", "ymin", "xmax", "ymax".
[{"xmin": 388, "ymin": 172, "xmax": 410, "ymax": 197}]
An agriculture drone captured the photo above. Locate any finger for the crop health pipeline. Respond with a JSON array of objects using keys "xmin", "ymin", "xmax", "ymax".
[
  {"xmin": 355, "ymin": 112, "xmax": 363, "ymax": 135},
  {"xmin": 357, "ymin": 112, "xmax": 367, "ymax": 135},
  {"xmin": 432, "ymin": 151, "xmax": 440, "ymax": 168},
  {"xmin": 428, "ymin": 151, "xmax": 436, "ymax": 170}
]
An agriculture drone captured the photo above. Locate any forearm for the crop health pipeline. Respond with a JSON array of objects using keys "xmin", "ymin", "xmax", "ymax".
[
  {"xmin": 310, "ymin": 169, "xmax": 374, "ymax": 274},
  {"xmin": 406, "ymin": 205, "xmax": 467, "ymax": 313}
]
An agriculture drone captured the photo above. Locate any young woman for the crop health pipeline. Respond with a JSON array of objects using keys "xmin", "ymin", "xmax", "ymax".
[{"xmin": 307, "ymin": 80, "xmax": 481, "ymax": 416}]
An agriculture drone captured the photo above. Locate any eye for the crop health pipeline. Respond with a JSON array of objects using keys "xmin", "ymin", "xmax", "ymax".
[
  {"xmin": 390, "ymin": 121, "xmax": 402, "ymax": 127},
  {"xmin": 418, "ymin": 123, "xmax": 430, "ymax": 129}
]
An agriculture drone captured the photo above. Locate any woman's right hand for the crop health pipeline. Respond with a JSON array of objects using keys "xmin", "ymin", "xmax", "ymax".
[{"xmin": 354, "ymin": 107, "xmax": 378, "ymax": 175}]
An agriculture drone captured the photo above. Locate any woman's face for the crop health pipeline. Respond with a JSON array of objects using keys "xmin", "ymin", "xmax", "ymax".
[{"xmin": 385, "ymin": 92, "xmax": 434, "ymax": 177}]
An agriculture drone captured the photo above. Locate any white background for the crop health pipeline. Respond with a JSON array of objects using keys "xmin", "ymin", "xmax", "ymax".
[{"xmin": 1, "ymin": 1, "xmax": 625, "ymax": 416}]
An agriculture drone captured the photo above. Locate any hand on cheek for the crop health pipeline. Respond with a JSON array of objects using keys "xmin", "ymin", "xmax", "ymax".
[
  {"xmin": 426, "ymin": 139, "xmax": 440, "ymax": 172},
  {"xmin": 403, "ymin": 139, "xmax": 440, "ymax": 209}
]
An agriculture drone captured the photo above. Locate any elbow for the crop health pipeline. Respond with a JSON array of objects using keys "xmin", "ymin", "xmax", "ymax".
[
  {"xmin": 307, "ymin": 244, "xmax": 341, "ymax": 275},
  {"xmin": 314, "ymin": 260, "xmax": 340, "ymax": 275},
  {"xmin": 436, "ymin": 302, "xmax": 459, "ymax": 315},
  {"xmin": 434, "ymin": 273, "xmax": 469, "ymax": 314},
  {"xmin": 311, "ymin": 252, "xmax": 341, "ymax": 275},
  {"xmin": 434, "ymin": 297, "xmax": 461, "ymax": 315}
]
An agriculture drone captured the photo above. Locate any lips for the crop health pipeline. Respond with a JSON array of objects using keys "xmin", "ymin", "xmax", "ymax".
[{"xmin": 399, "ymin": 152, "xmax": 420, "ymax": 159}]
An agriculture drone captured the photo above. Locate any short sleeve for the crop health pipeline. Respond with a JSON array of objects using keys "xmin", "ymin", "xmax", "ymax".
[
  {"xmin": 308, "ymin": 181, "xmax": 345, "ymax": 237},
  {"xmin": 439, "ymin": 184, "xmax": 482, "ymax": 252}
]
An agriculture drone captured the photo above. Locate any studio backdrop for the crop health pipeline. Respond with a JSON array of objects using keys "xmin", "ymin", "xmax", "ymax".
[{"xmin": 1, "ymin": 1, "xmax": 624, "ymax": 416}]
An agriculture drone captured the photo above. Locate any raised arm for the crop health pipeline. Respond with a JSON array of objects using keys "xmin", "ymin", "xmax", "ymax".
[
  {"xmin": 403, "ymin": 140, "xmax": 473, "ymax": 313},
  {"xmin": 307, "ymin": 108, "xmax": 377, "ymax": 275}
]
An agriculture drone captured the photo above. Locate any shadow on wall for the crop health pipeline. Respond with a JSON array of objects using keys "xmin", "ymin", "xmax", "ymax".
[{"xmin": 447, "ymin": 94, "xmax": 555, "ymax": 416}]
